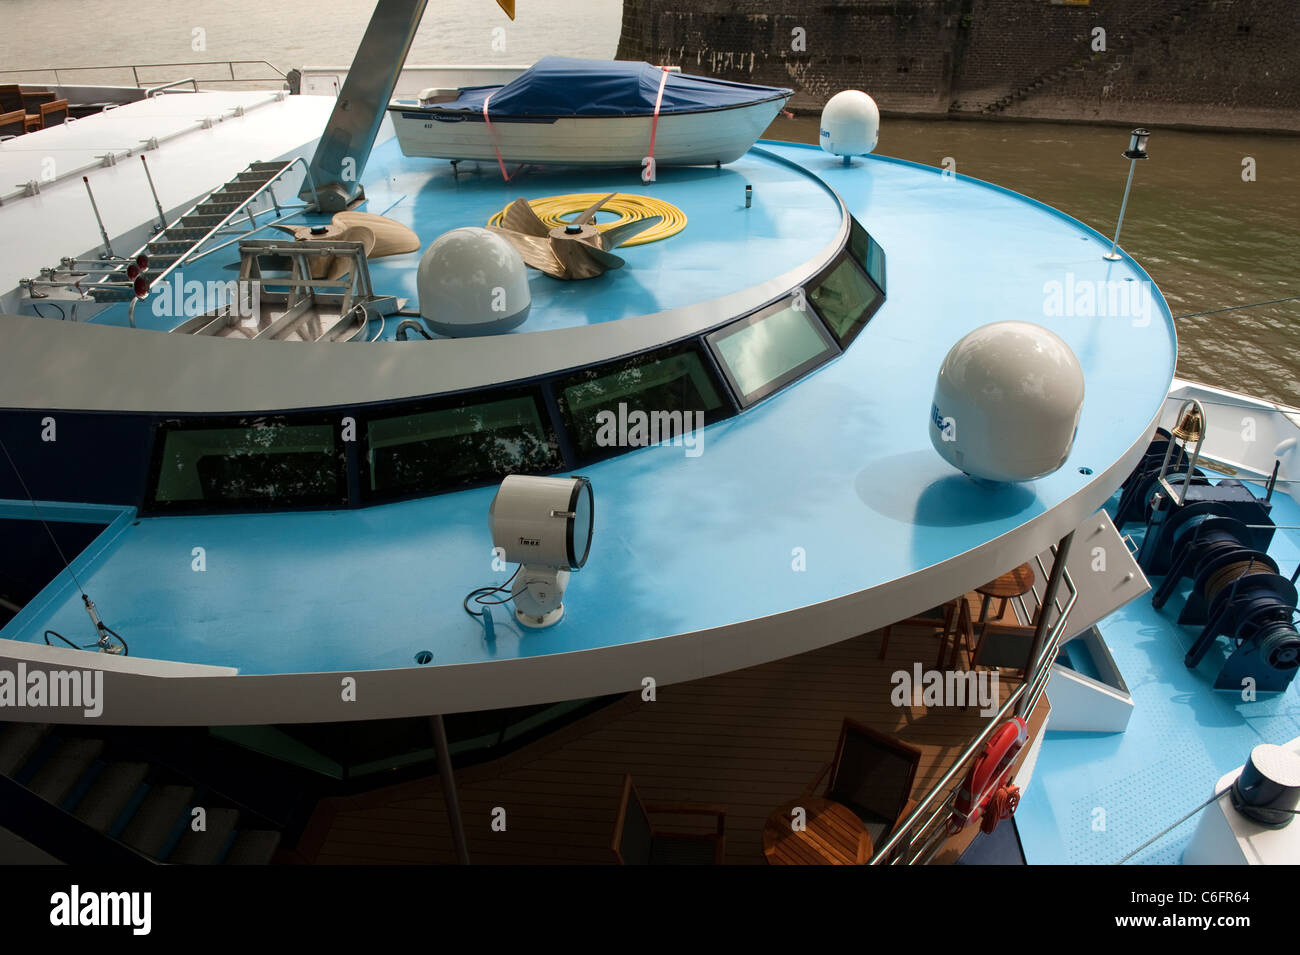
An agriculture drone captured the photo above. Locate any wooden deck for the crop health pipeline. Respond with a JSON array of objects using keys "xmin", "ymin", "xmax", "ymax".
[{"xmin": 296, "ymin": 600, "xmax": 1048, "ymax": 865}]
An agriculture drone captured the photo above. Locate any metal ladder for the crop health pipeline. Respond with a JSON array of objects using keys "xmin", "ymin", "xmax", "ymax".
[{"xmin": 91, "ymin": 158, "xmax": 317, "ymax": 310}]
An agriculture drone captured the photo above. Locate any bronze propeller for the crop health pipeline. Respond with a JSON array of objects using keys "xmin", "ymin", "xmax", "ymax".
[{"xmin": 487, "ymin": 193, "xmax": 662, "ymax": 280}]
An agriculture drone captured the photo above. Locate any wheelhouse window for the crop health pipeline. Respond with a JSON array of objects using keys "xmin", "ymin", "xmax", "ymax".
[
  {"xmin": 361, "ymin": 388, "xmax": 560, "ymax": 499},
  {"xmin": 848, "ymin": 216, "xmax": 886, "ymax": 294},
  {"xmin": 148, "ymin": 416, "xmax": 346, "ymax": 511},
  {"xmin": 555, "ymin": 341, "xmax": 730, "ymax": 462},
  {"xmin": 808, "ymin": 253, "xmax": 883, "ymax": 349},
  {"xmin": 706, "ymin": 296, "xmax": 838, "ymax": 408}
]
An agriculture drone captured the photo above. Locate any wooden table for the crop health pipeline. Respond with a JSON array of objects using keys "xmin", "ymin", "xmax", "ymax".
[
  {"xmin": 763, "ymin": 797, "xmax": 871, "ymax": 865},
  {"xmin": 974, "ymin": 562, "xmax": 1036, "ymax": 626}
]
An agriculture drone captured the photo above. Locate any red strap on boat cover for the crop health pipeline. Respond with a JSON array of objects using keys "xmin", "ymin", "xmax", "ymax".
[
  {"xmin": 482, "ymin": 91, "xmax": 514, "ymax": 182},
  {"xmin": 646, "ymin": 66, "xmax": 670, "ymax": 177}
]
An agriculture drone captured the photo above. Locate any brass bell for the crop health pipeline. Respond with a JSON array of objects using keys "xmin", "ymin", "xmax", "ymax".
[{"xmin": 1171, "ymin": 406, "xmax": 1204, "ymax": 444}]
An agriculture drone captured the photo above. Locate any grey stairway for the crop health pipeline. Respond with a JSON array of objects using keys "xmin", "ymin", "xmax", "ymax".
[
  {"xmin": 0, "ymin": 722, "xmax": 282, "ymax": 865},
  {"xmin": 91, "ymin": 160, "xmax": 297, "ymax": 305}
]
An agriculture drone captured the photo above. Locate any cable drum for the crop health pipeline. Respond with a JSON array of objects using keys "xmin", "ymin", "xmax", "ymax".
[
  {"xmin": 487, "ymin": 193, "xmax": 687, "ymax": 246},
  {"xmin": 1204, "ymin": 559, "xmax": 1274, "ymax": 605}
]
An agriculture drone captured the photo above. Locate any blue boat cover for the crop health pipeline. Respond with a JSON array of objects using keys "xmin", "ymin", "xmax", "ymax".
[{"xmin": 434, "ymin": 57, "xmax": 791, "ymax": 118}]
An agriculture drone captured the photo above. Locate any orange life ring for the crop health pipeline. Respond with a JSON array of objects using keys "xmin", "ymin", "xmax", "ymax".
[{"xmin": 948, "ymin": 716, "xmax": 1028, "ymax": 835}]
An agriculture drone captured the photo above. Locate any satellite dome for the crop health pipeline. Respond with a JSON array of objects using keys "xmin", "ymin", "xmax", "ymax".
[
  {"xmin": 820, "ymin": 90, "xmax": 880, "ymax": 160},
  {"xmin": 417, "ymin": 227, "xmax": 530, "ymax": 337},
  {"xmin": 929, "ymin": 321, "xmax": 1085, "ymax": 483}
]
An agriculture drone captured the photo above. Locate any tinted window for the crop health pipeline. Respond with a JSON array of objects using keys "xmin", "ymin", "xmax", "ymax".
[
  {"xmin": 809, "ymin": 255, "xmax": 882, "ymax": 347},
  {"xmin": 363, "ymin": 390, "xmax": 560, "ymax": 498},
  {"xmin": 149, "ymin": 417, "xmax": 345, "ymax": 510},
  {"xmin": 707, "ymin": 298, "xmax": 837, "ymax": 407},
  {"xmin": 848, "ymin": 216, "xmax": 886, "ymax": 293},
  {"xmin": 556, "ymin": 341, "xmax": 728, "ymax": 461}
]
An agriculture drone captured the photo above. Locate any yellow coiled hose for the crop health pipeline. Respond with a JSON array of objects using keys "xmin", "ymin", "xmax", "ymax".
[{"xmin": 487, "ymin": 193, "xmax": 686, "ymax": 246}]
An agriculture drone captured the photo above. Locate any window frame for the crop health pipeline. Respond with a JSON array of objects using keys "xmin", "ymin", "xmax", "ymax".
[
  {"xmin": 144, "ymin": 413, "xmax": 349, "ymax": 514},
  {"xmin": 553, "ymin": 338, "xmax": 735, "ymax": 466},
  {"xmin": 805, "ymin": 249, "xmax": 885, "ymax": 351},
  {"xmin": 705, "ymin": 294, "xmax": 840, "ymax": 409},
  {"xmin": 356, "ymin": 383, "xmax": 563, "ymax": 504}
]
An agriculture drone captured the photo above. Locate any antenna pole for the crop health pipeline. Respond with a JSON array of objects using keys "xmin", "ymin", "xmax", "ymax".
[{"xmin": 1103, "ymin": 158, "xmax": 1137, "ymax": 262}]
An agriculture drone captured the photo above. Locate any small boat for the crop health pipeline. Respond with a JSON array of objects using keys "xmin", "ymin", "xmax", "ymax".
[{"xmin": 387, "ymin": 56, "xmax": 792, "ymax": 168}]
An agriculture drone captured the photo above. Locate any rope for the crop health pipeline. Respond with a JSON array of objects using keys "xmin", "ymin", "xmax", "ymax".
[
  {"xmin": 981, "ymin": 785, "xmax": 1020, "ymax": 834},
  {"xmin": 0, "ymin": 436, "xmax": 87, "ymax": 597},
  {"xmin": 1176, "ymin": 295, "xmax": 1300, "ymax": 319},
  {"xmin": 487, "ymin": 192, "xmax": 687, "ymax": 246},
  {"xmin": 1115, "ymin": 786, "xmax": 1232, "ymax": 864}
]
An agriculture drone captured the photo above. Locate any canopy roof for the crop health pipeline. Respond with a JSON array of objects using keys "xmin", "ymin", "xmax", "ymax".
[{"xmin": 436, "ymin": 57, "xmax": 792, "ymax": 117}]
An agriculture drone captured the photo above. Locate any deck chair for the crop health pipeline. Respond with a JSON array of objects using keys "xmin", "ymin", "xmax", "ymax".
[
  {"xmin": 0, "ymin": 85, "xmax": 23, "ymax": 114},
  {"xmin": 38, "ymin": 99, "xmax": 69, "ymax": 128},
  {"xmin": 0, "ymin": 109, "xmax": 26, "ymax": 141},
  {"xmin": 20, "ymin": 89, "xmax": 55, "ymax": 113},
  {"xmin": 610, "ymin": 775, "xmax": 726, "ymax": 865},
  {"xmin": 950, "ymin": 592, "xmax": 1042, "ymax": 678},
  {"xmin": 805, "ymin": 718, "xmax": 922, "ymax": 849},
  {"xmin": 880, "ymin": 599, "xmax": 960, "ymax": 665}
]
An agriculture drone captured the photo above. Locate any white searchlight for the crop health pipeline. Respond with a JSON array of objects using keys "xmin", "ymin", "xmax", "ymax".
[{"xmin": 489, "ymin": 475, "xmax": 594, "ymax": 628}]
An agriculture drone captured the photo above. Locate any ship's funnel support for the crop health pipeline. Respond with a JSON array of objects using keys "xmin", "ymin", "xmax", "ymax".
[
  {"xmin": 302, "ymin": 0, "xmax": 518, "ymax": 210},
  {"xmin": 299, "ymin": 0, "xmax": 431, "ymax": 211}
]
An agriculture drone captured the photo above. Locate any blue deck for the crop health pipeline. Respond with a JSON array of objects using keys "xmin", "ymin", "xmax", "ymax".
[
  {"xmin": 93, "ymin": 137, "xmax": 843, "ymax": 336},
  {"xmin": 3, "ymin": 140, "xmax": 1178, "ymax": 679},
  {"xmin": 1017, "ymin": 481, "xmax": 1300, "ymax": 865}
]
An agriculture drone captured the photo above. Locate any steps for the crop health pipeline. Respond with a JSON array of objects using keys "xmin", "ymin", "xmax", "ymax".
[
  {"xmin": 0, "ymin": 722, "xmax": 284, "ymax": 865},
  {"xmin": 979, "ymin": 0, "xmax": 1204, "ymax": 115},
  {"xmin": 91, "ymin": 160, "xmax": 295, "ymax": 304}
]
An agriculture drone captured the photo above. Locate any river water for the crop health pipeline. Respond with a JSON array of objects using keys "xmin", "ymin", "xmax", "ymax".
[{"xmin": 3, "ymin": 0, "xmax": 1296, "ymax": 405}]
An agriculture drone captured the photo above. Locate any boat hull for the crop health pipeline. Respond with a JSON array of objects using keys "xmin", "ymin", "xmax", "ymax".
[{"xmin": 387, "ymin": 96, "xmax": 790, "ymax": 167}]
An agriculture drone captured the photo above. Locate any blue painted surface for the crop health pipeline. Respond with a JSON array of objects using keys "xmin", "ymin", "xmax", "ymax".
[
  {"xmin": 3, "ymin": 142, "xmax": 1178, "ymax": 676},
  {"xmin": 1016, "ymin": 483, "xmax": 1300, "ymax": 865},
  {"xmin": 93, "ymin": 138, "xmax": 843, "ymax": 336}
]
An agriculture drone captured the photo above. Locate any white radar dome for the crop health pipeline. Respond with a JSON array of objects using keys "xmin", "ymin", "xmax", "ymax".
[
  {"xmin": 417, "ymin": 226, "xmax": 530, "ymax": 337},
  {"xmin": 929, "ymin": 321, "xmax": 1085, "ymax": 484},
  {"xmin": 820, "ymin": 90, "xmax": 880, "ymax": 159}
]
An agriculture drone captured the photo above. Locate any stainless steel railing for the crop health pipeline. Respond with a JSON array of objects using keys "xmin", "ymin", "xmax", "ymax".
[
  {"xmin": 0, "ymin": 60, "xmax": 286, "ymax": 90},
  {"xmin": 868, "ymin": 552, "xmax": 1078, "ymax": 865}
]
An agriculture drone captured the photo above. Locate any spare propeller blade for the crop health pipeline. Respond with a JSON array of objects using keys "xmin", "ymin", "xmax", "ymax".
[
  {"xmin": 487, "ymin": 226, "xmax": 563, "ymax": 276},
  {"xmin": 552, "ymin": 238, "xmax": 625, "ymax": 280},
  {"xmin": 490, "ymin": 195, "xmax": 659, "ymax": 280},
  {"xmin": 501, "ymin": 197, "xmax": 553, "ymax": 237},
  {"xmin": 572, "ymin": 192, "xmax": 616, "ymax": 226},
  {"xmin": 598, "ymin": 215, "xmax": 663, "ymax": 251},
  {"xmin": 332, "ymin": 212, "xmax": 419, "ymax": 257}
]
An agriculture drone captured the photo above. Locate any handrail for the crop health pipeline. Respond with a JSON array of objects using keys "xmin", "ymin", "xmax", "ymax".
[
  {"xmin": 0, "ymin": 59, "xmax": 286, "ymax": 88},
  {"xmin": 868, "ymin": 563, "xmax": 1080, "ymax": 865},
  {"xmin": 145, "ymin": 77, "xmax": 199, "ymax": 98},
  {"xmin": 869, "ymin": 682, "xmax": 1028, "ymax": 863},
  {"xmin": 127, "ymin": 159, "xmax": 312, "ymax": 327}
]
